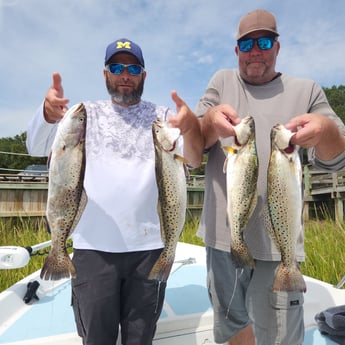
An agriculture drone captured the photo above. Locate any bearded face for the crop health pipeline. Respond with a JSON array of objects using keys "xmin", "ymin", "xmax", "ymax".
[{"xmin": 105, "ymin": 73, "xmax": 144, "ymax": 105}]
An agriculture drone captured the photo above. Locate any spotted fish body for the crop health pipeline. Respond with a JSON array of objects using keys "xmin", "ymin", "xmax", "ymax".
[
  {"xmin": 149, "ymin": 119, "xmax": 187, "ymax": 282},
  {"xmin": 267, "ymin": 124, "xmax": 306, "ymax": 292},
  {"xmin": 224, "ymin": 116, "xmax": 258, "ymax": 268},
  {"xmin": 40, "ymin": 103, "xmax": 87, "ymax": 281}
]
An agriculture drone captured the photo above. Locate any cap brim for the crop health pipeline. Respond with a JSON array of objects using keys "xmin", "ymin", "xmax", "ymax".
[{"xmin": 237, "ymin": 28, "xmax": 279, "ymax": 40}]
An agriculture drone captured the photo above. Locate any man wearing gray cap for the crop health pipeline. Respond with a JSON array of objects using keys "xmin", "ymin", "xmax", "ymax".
[
  {"xmin": 196, "ymin": 9, "xmax": 345, "ymax": 345},
  {"xmin": 26, "ymin": 38, "xmax": 203, "ymax": 345}
]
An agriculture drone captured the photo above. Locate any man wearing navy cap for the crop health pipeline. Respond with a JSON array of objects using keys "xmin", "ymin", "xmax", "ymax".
[{"xmin": 26, "ymin": 38, "xmax": 203, "ymax": 345}]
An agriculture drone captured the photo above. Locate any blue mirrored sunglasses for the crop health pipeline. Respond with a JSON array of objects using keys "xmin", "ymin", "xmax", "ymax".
[
  {"xmin": 105, "ymin": 63, "xmax": 144, "ymax": 76},
  {"xmin": 238, "ymin": 36, "xmax": 277, "ymax": 52}
]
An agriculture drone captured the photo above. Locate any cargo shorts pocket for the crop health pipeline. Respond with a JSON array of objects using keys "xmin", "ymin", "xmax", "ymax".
[
  {"xmin": 265, "ymin": 290, "xmax": 305, "ymax": 345},
  {"xmin": 269, "ymin": 290, "xmax": 304, "ymax": 310}
]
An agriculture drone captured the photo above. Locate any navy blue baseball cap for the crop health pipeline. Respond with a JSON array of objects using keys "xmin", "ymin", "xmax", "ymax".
[{"xmin": 104, "ymin": 38, "xmax": 145, "ymax": 67}]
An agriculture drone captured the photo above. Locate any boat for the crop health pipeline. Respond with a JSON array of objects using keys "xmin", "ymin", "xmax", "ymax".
[{"xmin": 0, "ymin": 242, "xmax": 344, "ymax": 345}]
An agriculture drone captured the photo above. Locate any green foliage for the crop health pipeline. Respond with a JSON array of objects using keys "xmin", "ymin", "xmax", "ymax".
[
  {"xmin": 2, "ymin": 217, "xmax": 344, "ymax": 292},
  {"xmin": 181, "ymin": 217, "xmax": 345, "ymax": 288},
  {"xmin": 323, "ymin": 85, "xmax": 345, "ymax": 124},
  {"xmin": 0, "ymin": 132, "xmax": 47, "ymax": 174},
  {"xmin": 0, "ymin": 217, "xmax": 50, "ymax": 291},
  {"xmin": 180, "ymin": 219, "xmax": 204, "ymax": 246},
  {"xmin": 301, "ymin": 220, "xmax": 345, "ymax": 285}
]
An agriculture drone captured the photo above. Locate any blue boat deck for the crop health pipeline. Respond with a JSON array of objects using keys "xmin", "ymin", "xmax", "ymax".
[{"xmin": 0, "ymin": 243, "xmax": 344, "ymax": 345}]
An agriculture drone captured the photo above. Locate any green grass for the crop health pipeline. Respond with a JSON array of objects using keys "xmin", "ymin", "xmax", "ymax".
[
  {"xmin": 1, "ymin": 216, "xmax": 345, "ymax": 292},
  {"xmin": 179, "ymin": 218, "xmax": 345, "ymax": 288},
  {"xmin": 301, "ymin": 219, "xmax": 345, "ymax": 285},
  {"xmin": 0, "ymin": 217, "xmax": 50, "ymax": 292}
]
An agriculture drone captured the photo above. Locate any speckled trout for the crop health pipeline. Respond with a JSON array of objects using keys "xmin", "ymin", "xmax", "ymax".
[
  {"xmin": 40, "ymin": 103, "xmax": 87, "ymax": 281},
  {"xmin": 223, "ymin": 116, "xmax": 258, "ymax": 268},
  {"xmin": 149, "ymin": 119, "xmax": 187, "ymax": 282},
  {"xmin": 267, "ymin": 124, "xmax": 306, "ymax": 292}
]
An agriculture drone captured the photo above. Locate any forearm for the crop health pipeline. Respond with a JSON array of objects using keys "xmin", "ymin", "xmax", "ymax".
[
  {"xmin": 200, "ymin": 119, "xmax": 218, "ymax": 149},
  {"xmin": 315, "ymin": 119, "xmax": 345, "ymax": 161},
  {"xmin": 199, "ymin": 112, "xmax": 219, "ymax": 150},
  {"xmin": 182, "ymin": 116, "xmax": 204, "ymax": 168}
]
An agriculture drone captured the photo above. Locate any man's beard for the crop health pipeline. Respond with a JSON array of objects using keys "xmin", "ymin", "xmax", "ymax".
[{"xmin": 106, "ymin": 75, "xmax": 144, "ymax": 105}]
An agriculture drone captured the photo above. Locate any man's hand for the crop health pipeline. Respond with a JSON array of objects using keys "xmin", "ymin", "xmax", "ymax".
[
  {"xmin": 169, "ymin": 90, "xmax": 203, "ymax": 168},
  {"xmin": 286, "ymin": 113, "xmax": 345, "ymax": 160},
  {"xmin": 199, "ymin": 104, "xmax": 241, "ymax": 149},
  {"xmin": 43, "ymin": 72, "xmax": 70, "ymax": 123}
]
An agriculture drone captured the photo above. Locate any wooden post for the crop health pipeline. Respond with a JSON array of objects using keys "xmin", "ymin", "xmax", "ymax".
[
  {"xmin": 334, "ymin": 198, "xmax": 344, "ymax": 223},
  {"xmin": 332, "ymin": 172, "xmax": 344, "ymax": 223}
]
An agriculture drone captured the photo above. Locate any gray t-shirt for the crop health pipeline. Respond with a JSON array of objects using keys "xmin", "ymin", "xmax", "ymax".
[{"xmin": 195, "ymin": 69, "xmax": 345, "ymax": 261}]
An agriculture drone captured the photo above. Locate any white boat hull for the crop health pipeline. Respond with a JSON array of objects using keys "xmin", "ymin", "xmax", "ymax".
[{"xmin": 0, "ymin": 243, "xmax": 344, "ymax": 345}]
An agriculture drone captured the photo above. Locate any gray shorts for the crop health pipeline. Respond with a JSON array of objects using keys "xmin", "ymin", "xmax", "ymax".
[
  {"xmin": 246, "ymin": 260, "xmax": 304, "ymax": 345},
  {"xmin": 206, "ymin": 247, "xmax": 305, "ymax": 345},
  {"xmin": 206, "ymin": 246, "xmax": 252, "ymax": 343},
  {"xmin": 71, "ymin": 248, "xmax": 166, "ymax": 345}
]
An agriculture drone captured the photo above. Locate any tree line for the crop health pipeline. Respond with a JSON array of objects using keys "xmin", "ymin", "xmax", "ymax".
[
  {"xmin": 0, "ymin": 132, "xmax": 47, "ymax": 174},
  {"xmin": 1, "ymin": 85, "xmax": 345, "ymax": 175}
]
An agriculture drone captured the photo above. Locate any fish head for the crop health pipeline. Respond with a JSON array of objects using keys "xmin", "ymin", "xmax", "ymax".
[
  {"xmin": 58, "ymin": 103, "xmax": 87, "ymax": 147},
  {"xmin": 152, "ymin": 119, "xmax": 181, "ymax": 152},
  {"xmin": 233, "ymin": 116, "xmax": 255, "ymax": 146},
  {"xmin": 271, "ymin": 124, "xmax": 296, "ymax": 153}
]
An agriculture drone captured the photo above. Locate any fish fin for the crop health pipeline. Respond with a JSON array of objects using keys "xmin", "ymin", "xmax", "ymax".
[
  {"xmin": 184, "ymin": 164, "xmax": 190, "ymax": 178},
  {"xmin": 222, "ymin": 146, "xmax": 238, "ymax": 154},
  {"xmin": 223, "ymin": 155, "xmax": 228, "ymax": 174},
  {"xmin": 248, "ymin": 190, "xmax": 258, "ymax": 219},
  {"xmin": 157, "ymin": 202, "xmax": 166, "ymax": 244},
  {"xmin": 172, "ymin": 154, "xmax": 189, "ymax": 177},
  {"xmin": 68, "ymin": 189, "xmax": 88, "ymax": 237},
  {"xmin": 148, "ymin": 255, "xmax": 174, "ymax": 282},
  {"xmin": 148, "ymin": 238, "xmax": 181, "ymax": 281},
  {"xmin": 272, "ymin": 262, "xmax": 306, "ymax": 292},
  {"xmin": 231, "ymin": 239, "xmax": 255, "ymax": 268},
  {"xmin": 44, "ymin": 215, "xmax": 52, "ymax": 234},
  {"xmin": 173, "ymin": 154, "xmax": 188, "ymax": 164},
  {"xmin": 222, "ymin": 146, "xmax": 238, "ymax": 173},
  {"xmin": 262, "ymin": 204, "xmax": 281, "ymax": 251},
  {"xmin": 40, "ymin": 248, "xmax": 76, "ymax": 281}
]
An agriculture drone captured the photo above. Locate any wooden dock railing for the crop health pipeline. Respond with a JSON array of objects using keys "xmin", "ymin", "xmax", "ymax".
[
  {"xmin": 0, "ymin": 174, "xmax": 48, "ymax": 217},
  {"xmin": 303, "ymin": 166, "xmax": 345, "ymax": 222},
  {"xmin": 1, "ymin": 168, "xmax": 345, "ymax": 221}
]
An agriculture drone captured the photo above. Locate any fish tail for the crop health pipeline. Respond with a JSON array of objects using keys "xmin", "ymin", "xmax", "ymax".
[
  {"xmin": 40, "ymin": 248, "xmax": 76, "ymax": 281},
  {"xmin": 148, "ymin": 255, "xmax": 174, "ymax": 282},
  {"xmin": 231, "ymin": 240, "xmax": 255, "ymax": 268},
  {"xmin": 272, "ymin": 262, "xmax": 306, "ymax": 292}
]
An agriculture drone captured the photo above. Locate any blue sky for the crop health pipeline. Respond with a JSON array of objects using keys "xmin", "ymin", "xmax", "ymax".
[{"xmin": 0, "ymin": 0, "xmax": 345, "ymax": 138}]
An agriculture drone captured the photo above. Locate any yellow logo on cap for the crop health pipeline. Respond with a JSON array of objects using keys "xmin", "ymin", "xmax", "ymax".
[{"xmin": 116, "ymin": 41, "xmax": 131, "ymax": 49}]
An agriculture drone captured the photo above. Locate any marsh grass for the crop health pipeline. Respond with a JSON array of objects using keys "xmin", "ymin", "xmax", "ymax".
[
  {"xmin": 1, "ymin": 216, "xmax": 345, "ymax": 292},
  {"xmin": 301, "ymin": 219, "xmax": 345, "ymax": 286},
  {"xmin": 182, "ymin": 217, "xmax": 345, "ymax": 287},
  {"xmin": 0, "ymin": 217, "xmax": 51, "ymax": 291}
]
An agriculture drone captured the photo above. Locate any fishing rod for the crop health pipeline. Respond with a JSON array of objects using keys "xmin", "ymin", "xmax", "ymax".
[{"xmin": 0, "ymin": 240, "xmax": 52, "ymax": 269}]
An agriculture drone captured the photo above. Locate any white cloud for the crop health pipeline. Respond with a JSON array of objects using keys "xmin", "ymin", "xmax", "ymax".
[{"xmin": 0, "ymin": 0, "xmax": 345, "ymax": 138}]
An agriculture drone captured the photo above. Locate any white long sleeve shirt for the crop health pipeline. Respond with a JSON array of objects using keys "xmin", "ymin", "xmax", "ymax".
[{"xmin": 27, "ymin": 99, "xmax": 176, "ymax": 253}]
